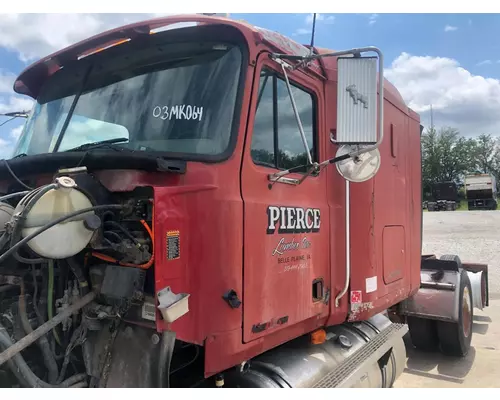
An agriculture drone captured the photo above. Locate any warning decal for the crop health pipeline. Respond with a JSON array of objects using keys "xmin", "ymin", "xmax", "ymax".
[
  {"xmin": 166, "ymin": 230, "xmax": 180, "ymax": 260},
  {"xmin": 350, "ymin": 290, "xmax": 362, "ymax": 304}
]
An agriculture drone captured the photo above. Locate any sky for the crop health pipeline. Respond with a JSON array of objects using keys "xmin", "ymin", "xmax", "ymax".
[{"xmin": 1, "ymin": 12, "xmax": 500, "ymax": 159}]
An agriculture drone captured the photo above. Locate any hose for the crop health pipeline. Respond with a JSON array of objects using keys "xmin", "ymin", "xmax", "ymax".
[
  {"xmin": 13, "ymin": 250, "xmax": 46, "ymax": 264},
  {"xmin": 30, "ymin": 265, "xmax": 44, "ymax": 325},
  {"xmin": 56, "ymin": 324, "xmax": 87, "ymax": 384},
  {"xmin": 18, "ymin": 280, "xmax": 59, "ymax": 384},
  {"xmin": 66, "ymin": 257, "xmax": 89, "ymax": 296},
  {"xmin": 3, "ymin": 159, "xmax": 33, "ymax": 190},
  {"xmin": 0, "ymin": 191, "xmax": 30, "ymax": 202},
  {"xmin": 0, "ymin": 291, "xmax": 96, "ymax": 367},
  {"xmin": 157, "ymin": 330, "xmax": 176, "ymax": 388},
  {"xmin": 0, "ymin": 341, "xmax": 30, "ymax": 387},
  {"xmin": 0, "ymin": 233, "xmax": 9, "ymax": 250},
  {"xmin": 47, "ymin": 261, "xmax": 62, "ymax": 347},
  {"xmin": 0, "ymin": 328, "xmax": 87, "ymax": 388},
  {"xmin": 0, "ymin": 204, "xmax": 123, "ymax": 265},
  {"xmin": 91, "ymin": 203, "xmax": 155, "ymax": 270},
  {"xmin": 103, "ymin": 230, "xmax": 122, "ymax": 244},
  {"xmin": 0, "ymin": 284, "xmax": 16, "ymax": 294},
  {"xmin": 104, "ymin": 221, "xmax": 142, "ymax": 248},
  {"xmin": 8, "ymin": 184, "xmax": 59, "ymax": 264}
]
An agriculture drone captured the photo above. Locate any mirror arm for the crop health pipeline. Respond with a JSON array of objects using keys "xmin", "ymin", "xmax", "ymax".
[
  {"xmin": 272, "ymin": 46, "xmax": 385, "ymax": 157},
  {"xmin": 280, "ymin": 63, "xmax": 314, "ymax": 165},
  {"xmin": 270, "ymin": 54, "xmax": 314, "ymax": 166},
  {"xmin": 268, "ymin": 47, "xmax": 385, "ymax": 185}
]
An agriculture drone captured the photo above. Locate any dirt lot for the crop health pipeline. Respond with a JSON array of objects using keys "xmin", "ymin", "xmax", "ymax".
[{"xmin": 394, "ymin": 211, "xmax": 500, "ymax": 388}]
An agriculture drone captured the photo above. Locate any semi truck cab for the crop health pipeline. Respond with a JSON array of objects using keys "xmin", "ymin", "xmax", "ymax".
[{"xmin": 0, "ymin": 14, "xmax": 489, "ymax": 388}]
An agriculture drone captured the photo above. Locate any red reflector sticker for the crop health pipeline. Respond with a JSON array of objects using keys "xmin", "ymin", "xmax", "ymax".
[{"xmin": 350, "ymin": 290, "xmax": 362, "ymax": 304}]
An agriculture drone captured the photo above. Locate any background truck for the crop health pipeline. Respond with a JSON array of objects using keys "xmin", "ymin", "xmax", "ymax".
[
  {"xmin": 465, "ymin": 173, "xmax": 497, "ymax": 210},
  {"xmin": 0, "ymin": 14, "xmax": 489, "ymax": 389},
  {"xmin": 427, "ymin": 181, "xmax": 458, "ymax": 212}
]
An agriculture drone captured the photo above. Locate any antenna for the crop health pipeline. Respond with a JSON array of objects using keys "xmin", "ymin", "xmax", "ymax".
[{"xmin": 309, "ymin": 13, "xmax": 317, "ymax": 56}]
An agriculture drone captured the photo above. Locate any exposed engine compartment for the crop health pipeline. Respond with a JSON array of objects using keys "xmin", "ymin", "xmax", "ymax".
[{"xmin": 0, "ymin": 167, "xmax": 203, "ymax": 388}]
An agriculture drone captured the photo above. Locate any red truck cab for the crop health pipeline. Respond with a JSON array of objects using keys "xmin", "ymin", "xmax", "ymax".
[{"xmin": 0, "ymin": 15, "xmax": 487, "ymax": 388}]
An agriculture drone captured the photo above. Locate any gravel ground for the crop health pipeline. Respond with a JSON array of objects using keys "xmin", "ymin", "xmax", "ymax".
[
  {"xmin": 421, "ymin": 211, "xmax": 500, "ymax": 299},
  {"xmin": 394, "ymin": 210, "xmax": 500, "ymax": 388}
]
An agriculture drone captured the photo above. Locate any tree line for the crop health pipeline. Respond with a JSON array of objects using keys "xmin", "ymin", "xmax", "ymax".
[{"xmin": 421, "ymin": 127, "xmax": 499, "ymax": 199}]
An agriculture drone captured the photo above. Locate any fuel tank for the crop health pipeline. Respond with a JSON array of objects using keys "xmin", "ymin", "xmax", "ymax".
[{"xmin": 223, "ymin": 313, "xmax": 407, "ymax": 388}]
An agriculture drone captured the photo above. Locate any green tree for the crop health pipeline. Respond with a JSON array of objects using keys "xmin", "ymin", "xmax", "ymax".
[
  {"xmin": 489, "ymin": 137, "xmax": 500, "ymax": 191},
  {"xmin": 474, "ymin": 134, "xmax": 496, "ymax": 173},
  {"xmin": 421, "ymin": 126, "xmax": 477, "ymax": 199}
]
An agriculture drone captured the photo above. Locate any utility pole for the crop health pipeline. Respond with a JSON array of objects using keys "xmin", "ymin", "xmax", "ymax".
[{"xmin": 430, "ymin": 104, "xmax": 434, "ymax": 131}]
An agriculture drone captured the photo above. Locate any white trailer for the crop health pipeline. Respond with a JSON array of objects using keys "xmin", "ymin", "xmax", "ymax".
[{"xmin": 464, "ymin": 174, "xmax": 497, "ymax": 210}]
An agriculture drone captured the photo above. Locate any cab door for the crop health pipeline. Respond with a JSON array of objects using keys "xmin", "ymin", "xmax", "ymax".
[{"xmin": 240, "ymin": 55, "xmax": 330, "ymax": 343}]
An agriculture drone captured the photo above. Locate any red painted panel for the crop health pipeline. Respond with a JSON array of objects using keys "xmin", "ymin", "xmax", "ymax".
[
  {"xmin": 240, "ymin": 55, "xmax": 330, "ymax": 343},
  {"xmin": 382, "ymin": 226, "xmax": 406, "ymax": 285},
  {"xmin": 345, "ymin": 97, "xmax": 421, "ymax": 321}
]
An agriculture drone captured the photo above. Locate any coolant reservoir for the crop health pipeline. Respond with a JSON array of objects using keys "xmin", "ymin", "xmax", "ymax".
[{"xmin": 16, "ymin": 177, "xmax": 97, "ymax": 259}]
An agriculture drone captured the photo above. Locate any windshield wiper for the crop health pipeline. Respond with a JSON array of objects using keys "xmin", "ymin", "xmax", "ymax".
[
  {"xmin": 52, "ymin": 65, "xmax": 93, "ymax": 152},
  {"xmin": 63, "ymin": 137, "xmax": 129, "ymax": 152},
  {"xmin": 0, "ymin": 111, "xmax": 29, "ymax": 127}
]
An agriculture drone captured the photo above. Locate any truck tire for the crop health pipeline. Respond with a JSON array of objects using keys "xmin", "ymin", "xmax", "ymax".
[
  {"xmin": 436, "ymin": 266, "xmax": 473, "ymax": 357},
  {"xmin": 440, "ymin": 254, "xmax": 462, "ymax": 267},
  {"xmin": 407, "ymin": 316, "xmax": 439, "ymax": 352}
]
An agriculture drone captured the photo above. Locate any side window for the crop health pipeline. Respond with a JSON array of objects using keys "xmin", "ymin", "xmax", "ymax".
[{"xmin": 251, "ymin": 68, "xmax": 316, "ymax": 171}]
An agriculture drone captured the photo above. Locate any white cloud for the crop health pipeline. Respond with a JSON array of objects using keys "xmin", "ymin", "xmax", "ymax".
[
  {"xmin": 10, "ymin": 125, "xmax": 23, "ymax": 140},
  {"xmin": 305, "ymin": 14, "xmax": 323, "ymax": 24},
  {"xmin": 0, "ymin": 96, "xmax": 34, "ymax": 114},
  {"xmin": 305, "ymin": 14, "xmax": 334, "ymax": 25},
  {"xmin": 369, "ymin": 14, "xmax": 379, "ymax": 25},
  {"xmin": 477, "ymin": 60, "xmax": 492, "ymax": 66},
  {"xmin": 0, "ymin": 70, "xmax": 16, "ymax": 93},
  {"xmin": 0, "ymin": 13, "xmax": 177, "ymax": 62},
  {"xmin": 293, "ymin": 28, "xmax": 312, "ymax": 36},
  {"xmin": 0, "ymin": 138, "xmax": 14, "ymax": 160},
  {"xmin": 385, "ymin": 52, "xmax": 500, "ymax": 136},
  {"xmin": 444, "ymin": 25, "xmax": 458, "ymax": 32}
]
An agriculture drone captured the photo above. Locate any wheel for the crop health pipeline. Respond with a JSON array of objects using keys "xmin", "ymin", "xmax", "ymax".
[
  {"xmin": 435, "ymin": 263, "xmax": 473, "ymax": 357},
  {"xmin": 440, "ymin": 254, "xmax": 462, "ymax": 267},
  {"xmin": 407, "ymin": 316, "xmax": 439, "ymax": 352}
]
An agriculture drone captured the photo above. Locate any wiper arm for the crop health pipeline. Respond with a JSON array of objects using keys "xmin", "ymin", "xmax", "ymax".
[
  {"xmin": 52, "ymin": 64, "xmax": 93, "ymax": 152},
  {"xmin": 0, "ymin": 111, "xmax": 29, "ymax": 127},
  {"xmin": 63, "ymin": 137, "xmax": 129, "ymax": 152},
  {"xmin": 1, "ymin": 110, "xmax": 29, "ymax": 118}
]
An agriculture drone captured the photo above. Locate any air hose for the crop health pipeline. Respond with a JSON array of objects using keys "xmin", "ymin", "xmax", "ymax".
[
  {"xmin": 18, "ymin": 280, "xmax": 59, "ymax": 384},
  {"xmin": 0, "ymin": 327, "xmax": 87, "ymax": 388},
  {"xmin": 47, "ymin": 261, "xmax": 62, "ymax": 347},
  {"xmin": 9, "ymin": 184, "xmax": 58, "ymax": 264},
  {"xmin": 0, "ymin": 291, "xmax": 96, "ymax": 367},
  {"xmin": 0, "ymin": 191, "xmax": 30, "ymax": 202}
]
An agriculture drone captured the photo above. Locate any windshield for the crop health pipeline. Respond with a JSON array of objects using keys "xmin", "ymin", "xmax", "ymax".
[{"xmin": 13, "ymin": 41, "xmax": 243, "ymax": 160}]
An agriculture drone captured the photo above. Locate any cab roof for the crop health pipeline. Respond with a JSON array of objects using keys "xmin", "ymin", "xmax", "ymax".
[{"xmin": 13, "ymin": 14, "xmax": 414, "ymax": 119}]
